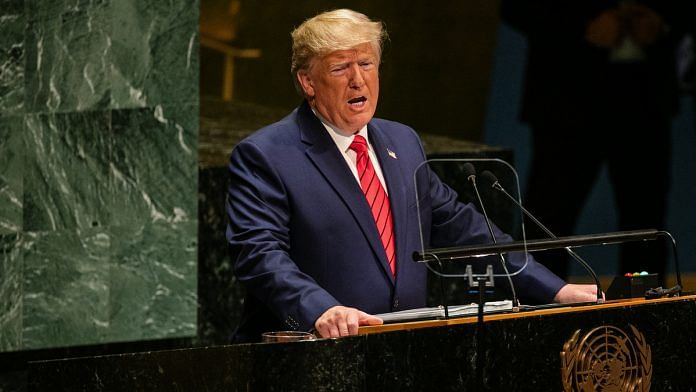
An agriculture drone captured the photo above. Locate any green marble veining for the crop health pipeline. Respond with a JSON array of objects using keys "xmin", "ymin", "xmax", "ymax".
[
  {"xmin": 0, "ymin": 0, "xmax": 199, "ymax": 353},
  {"xmin": 108, "ymin": 104, "xmax": 199, "ymax": 342},
  {"xmin": 22, "ymin": 229, "xmax": 110, "ymax": 349},
  {"xmin": 0, "ymin": 0, "xmax": 25, "ymax": 115},
  {"xmin": 24, "ymin": 0, "xmax": 111, "ymax": 113},
  {"xmin": 23, "ymin": 111, "xmax": 111, "ymax": 231},
  {"xmin": 110, "ymin": 1, "xmax": 199, "ymax": 108},
  {"xmin": 109, "ymin": 221, "xmax": 197, "ymax": 342},
  {"xmin": 0, "ymin": 116, "xmax": 23, "ymax": 234},
  {"xmin": 110, "ymin": 105, "xmax": 198, "ymax": 228},
  {"xmin": 0, "ymin": 233, "xmax": 22, "ymax": 351}
]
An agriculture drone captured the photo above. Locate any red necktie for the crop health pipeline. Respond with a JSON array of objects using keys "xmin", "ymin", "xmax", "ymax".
[{"xmin": 349, "ymin": 135, "xmax": 396, "ymax": 276}]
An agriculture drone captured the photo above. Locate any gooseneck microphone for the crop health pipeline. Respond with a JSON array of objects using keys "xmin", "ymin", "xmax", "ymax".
[
  {"xmin": 480, "ymin": 170, "xmax": 604, "ymax": 304},
  {"xmin": 463, "ymin": 163, "xmax": 519, "ymax": 309}
]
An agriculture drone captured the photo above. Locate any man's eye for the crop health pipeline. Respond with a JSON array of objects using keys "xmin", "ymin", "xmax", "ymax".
[{"xmin": 330, "ymin": 66, "xmax": 347, "ymax": 74}]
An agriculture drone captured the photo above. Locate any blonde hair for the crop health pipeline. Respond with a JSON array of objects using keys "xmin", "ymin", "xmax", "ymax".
[{"xmin": 290, "ymin": 9, "xmax": 386, "ymax": 91}]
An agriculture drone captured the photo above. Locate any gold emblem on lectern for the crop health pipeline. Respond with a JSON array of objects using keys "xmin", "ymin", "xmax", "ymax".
[{"xmin": 561, "ymin": 325, "xmax": 652, "ymax": 391}]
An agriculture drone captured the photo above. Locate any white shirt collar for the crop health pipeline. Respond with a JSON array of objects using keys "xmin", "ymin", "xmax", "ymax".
[
  {"xmin": 309, "ymin": 107, "xmax": 388, "ymax": 194},
  {"xmin": 312, "ymin": 108, "xmax": 369, "ymax": 153}
]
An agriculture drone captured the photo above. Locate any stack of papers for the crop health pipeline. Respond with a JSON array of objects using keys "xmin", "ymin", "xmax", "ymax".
[{"xmin": 375, "ymin": 300, "xmax": 513, "ymax": 323}]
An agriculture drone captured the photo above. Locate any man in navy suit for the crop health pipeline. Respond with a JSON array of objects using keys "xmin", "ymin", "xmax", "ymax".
[{"xmin": 226, "ymin": 9, "xmax": 598, "ymax": 343}]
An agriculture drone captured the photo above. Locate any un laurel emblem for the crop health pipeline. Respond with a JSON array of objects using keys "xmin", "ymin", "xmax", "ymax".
[{"xmin": 561, "ymin": 325, "xmax": 652, "ymax": 392}]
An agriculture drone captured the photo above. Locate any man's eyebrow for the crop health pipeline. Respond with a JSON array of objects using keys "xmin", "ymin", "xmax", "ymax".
[
  {"xmin": 327, "ymin": 60, "xmax": 350, "ymax": 68},
  {"xmin": 329, "ymin": 56, "xmax": 374, "ymax": 66}
]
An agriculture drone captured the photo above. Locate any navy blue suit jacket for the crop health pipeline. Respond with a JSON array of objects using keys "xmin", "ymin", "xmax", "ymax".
[{"xmin": 226, "ymin": 101, "xmax": 565, "ymax": 342}]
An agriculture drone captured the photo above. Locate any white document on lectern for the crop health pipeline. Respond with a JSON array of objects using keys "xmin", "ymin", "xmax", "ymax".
[{"xmin": 375, "ymin": 300, "xmax": 513, "ymax": 323}]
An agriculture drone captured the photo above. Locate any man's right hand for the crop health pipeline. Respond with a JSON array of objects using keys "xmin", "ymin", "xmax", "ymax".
[{"xmin": 314, "ymin": 306, "xmax": 383, "ymax": 338}]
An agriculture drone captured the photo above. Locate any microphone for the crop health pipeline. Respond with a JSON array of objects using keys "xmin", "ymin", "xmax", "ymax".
[
  {"xmin": 463, "ymin": 163, "xmax": 520, "ymax": 309},
  {"xmin": 480, "ymin": 170, "xmax": 604, "ymax": 304}
]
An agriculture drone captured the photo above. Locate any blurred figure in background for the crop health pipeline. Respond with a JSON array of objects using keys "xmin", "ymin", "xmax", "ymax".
[
  {"xmin": 501, "ymin": 1, "xmax": 681, "ymax": 283},
  {"xmin": 675, "ymin": 4, "xmax": 696, "ymax": 131}
]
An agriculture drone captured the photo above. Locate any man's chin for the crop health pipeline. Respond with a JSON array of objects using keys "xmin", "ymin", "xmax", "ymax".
[
  {"xmin": 345, "ymin": 120, "xmax": 371, "ymax": 133},
  {"xmin": 330, "ymin": 109, "xmax": 375, "ymax": 133},
  {"xmin": 347, "ymin": 111, "xmax": 374, "ymax": 127}
]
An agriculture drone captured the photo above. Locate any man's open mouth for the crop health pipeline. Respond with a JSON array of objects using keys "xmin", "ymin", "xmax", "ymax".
[{"xmin": 348, "ymin": 96, "xmax": 367, "ymax": 106}]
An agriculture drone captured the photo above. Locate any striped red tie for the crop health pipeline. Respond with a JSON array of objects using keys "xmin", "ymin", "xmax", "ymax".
[{"xmin": 349, "ymin": 135, "xmax": 396, "ymax": 276}]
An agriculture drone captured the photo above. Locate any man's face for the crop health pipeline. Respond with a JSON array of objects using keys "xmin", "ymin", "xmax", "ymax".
[{"xmin": 297, "ymin": 43, "xmax": 379, "ymax": 134}]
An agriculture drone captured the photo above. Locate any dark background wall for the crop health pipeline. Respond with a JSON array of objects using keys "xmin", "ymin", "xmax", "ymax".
[{"xmin": 484, "ymin": 23, "xmax": 696, "ymax": 277}]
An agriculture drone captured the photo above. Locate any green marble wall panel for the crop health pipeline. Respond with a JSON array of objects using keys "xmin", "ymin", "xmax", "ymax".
[
  {"xmin": 24, "ymin": 0, "xmax": 111, "ymax": 113},
  {"xmin": 0, "ymin": 116, "xmax": 23, "ymax": 234},
  {"xmin": 0, "ymin": 0, "xmax": 25, "ymax": 115},
  {"xmin": 108, "ymin": 104, "xmax": 197, "ymax": 341},
  {"xmin": 0, "ymin": 233, "xmax": 22, "ymax": 351},
  {"xmin": 23, "ymin": 111, "xmax": 111, "ymax": 231},
  {"xmin": 22, "ymin": 229, "xmax": 110, "ymax": 349},
  {"xmin": 110, "ymin": 105, "xmax": 198, "ymax": 228},
  {"xmin": 109, "ymin": 221, "xmax": 197, "ymax": 341},
  {"xmin": 111, "ymin": 1, "xmax": 199, "ymax": 108},
  {"xmin": 0, "ymin": 0, "xmax": 199, "ymax": 354}
]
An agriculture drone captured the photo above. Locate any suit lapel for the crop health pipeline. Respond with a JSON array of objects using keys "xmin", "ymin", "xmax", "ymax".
[
  {"xmin": 368, "ymin": 123, "xmax": 409, "ymax": 284},
  {"xmin": 297, "ymin": 102, "xmax": 394, "ymax": 284}
]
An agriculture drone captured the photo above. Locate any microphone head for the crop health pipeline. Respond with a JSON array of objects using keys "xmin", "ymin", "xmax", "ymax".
[
  {"xmin": 462, "ymin": 162, "xmax": 476, "ymax": 179},
  {"xmin": 480, "ymin": 170, "xmax": 499, "ymax": 188}
]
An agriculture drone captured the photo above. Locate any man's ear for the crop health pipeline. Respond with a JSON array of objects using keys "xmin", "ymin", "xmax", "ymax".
[{"xmin": 296, "ymin": 71, "xmax": 315, "ymax": 98}]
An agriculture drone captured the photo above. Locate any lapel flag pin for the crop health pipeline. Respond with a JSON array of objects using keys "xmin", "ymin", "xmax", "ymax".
[{"xmin": 387, "ymin": 149, "xmax": 397, "ymax": 159}]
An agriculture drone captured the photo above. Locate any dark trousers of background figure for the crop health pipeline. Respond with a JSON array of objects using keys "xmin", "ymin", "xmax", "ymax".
[{"xmin": 523, "ymin": 112, "xmax": 671, "ymax": 285}]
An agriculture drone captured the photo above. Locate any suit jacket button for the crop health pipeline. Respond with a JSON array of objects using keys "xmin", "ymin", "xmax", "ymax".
[{"xmin": 393, "ymin": 298, "xmax": 399, "ymax": 309}]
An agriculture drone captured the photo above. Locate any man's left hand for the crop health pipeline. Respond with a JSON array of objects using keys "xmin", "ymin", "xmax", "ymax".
[{"xmin": 554, "ymin": 283, "xmax": 604, "ymax": 303}]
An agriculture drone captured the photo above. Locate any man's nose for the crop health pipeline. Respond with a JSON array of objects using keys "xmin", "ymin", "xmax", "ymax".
[{"xmin": 348, "ymin": 64, "xmax": 365, "ymax": 88}]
